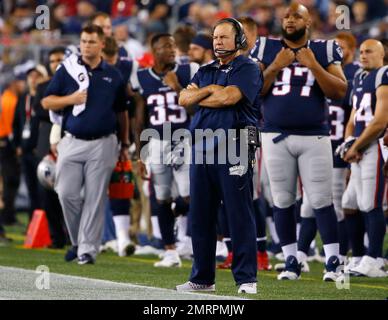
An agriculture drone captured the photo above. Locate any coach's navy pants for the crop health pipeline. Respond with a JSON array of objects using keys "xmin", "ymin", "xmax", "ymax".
[{"xmin": 189, "ymin": 160, "xmax": 257, "ymax": 285}]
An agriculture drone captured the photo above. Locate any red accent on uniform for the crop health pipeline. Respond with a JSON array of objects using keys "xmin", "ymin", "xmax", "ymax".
[{"xmin": 374, "ymin": 144, "xmax": 382, "ymax": 209}]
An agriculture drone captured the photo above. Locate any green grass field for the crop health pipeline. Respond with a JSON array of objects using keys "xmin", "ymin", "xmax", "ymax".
[{"xmin": 1, "ymin": 213, "xmax": 387, "ymax": 300}]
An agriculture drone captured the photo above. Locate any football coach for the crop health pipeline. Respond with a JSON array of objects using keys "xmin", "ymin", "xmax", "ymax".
[{"xmin": 176, "ymin": 18, "xmax": 263, "ymax": 294}]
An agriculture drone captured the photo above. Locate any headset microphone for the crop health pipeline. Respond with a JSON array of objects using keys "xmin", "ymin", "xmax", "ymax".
[{"xmin": 214, "ymin": 48, "xmax": 238, "ymax": 56}]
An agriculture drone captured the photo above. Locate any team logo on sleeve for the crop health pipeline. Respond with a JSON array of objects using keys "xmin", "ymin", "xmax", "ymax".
[{"xmin": 336, "ymin": 46, "xmax": 343, "ymax": 58}]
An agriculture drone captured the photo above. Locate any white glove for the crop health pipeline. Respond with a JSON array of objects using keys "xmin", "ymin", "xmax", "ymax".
[{"xmin": 335, "ymin": 136, "xmax": 356, "ymax": 159}]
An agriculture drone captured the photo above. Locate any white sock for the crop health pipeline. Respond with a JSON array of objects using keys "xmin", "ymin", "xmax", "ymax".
[
  {"xmin": 323, "ymin": 243, "xmax": 339, "ymax": 264},
  {"xmin": 363, "ymin": 232, "xmax": 369, "ymax": 248},
  {"xmin": 310, "ymin": 239, "xmax": 316, "ymax": 250},
  {"xmin": 297, "ymin": 250, "xmax": 307, "ymax": 263},
  {"xmin": 296, "ymin": 223, "xmax": 301, "ymax": 241},
  {"xmin": 176, "ymin": 216, "xmax": 187, "ymax": 243},
  {"xmin": 282, "ymin": 243, "xmax": 297, "ymax": 260},
  {"xmin": 113, "ymin": 215, "xmax": 130, "ymax": 244},
  {"xmin": 339, "ymin": 255, "xmax": 346, "ymax": 264},
  {"xmin": 266, "ymin": 217, "xmax": 280, "ymax": 244},
  {"xmin": 151, "ymin": 216, "xmax": 161, "ymax": 239}
]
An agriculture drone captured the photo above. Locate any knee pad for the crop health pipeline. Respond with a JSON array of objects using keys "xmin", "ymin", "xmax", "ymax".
[
  {"xmin": 308, "ymin": 192, "xmax": 332, "ymax": 209},
  {"xmin": 273, "ymin": 192, "xmax": 295, "ymax": 209}
]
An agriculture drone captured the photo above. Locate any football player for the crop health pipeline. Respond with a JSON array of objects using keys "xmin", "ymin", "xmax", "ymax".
[
  {"xmin": 250, "ymin": 3, "xmax": 347, "ymax": 281},
  {"xmin": 133, "ymin": 33, "xmax": 198, "ymax": 267},
  {"xmin": 341, "ymin": 39, "xmax": 388, "ymax": 277}
]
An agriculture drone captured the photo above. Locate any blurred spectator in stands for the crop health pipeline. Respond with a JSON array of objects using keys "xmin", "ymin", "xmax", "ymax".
[
  {"xmin": 13, "ymin": 65, "xmax": 47, "ymax": 221},
  {"xmin": 352, "ymin": 1, "xmax": 368, "ymax": 25},
  {"xmin": 49, "ymin": 2, "xmax": 68, "ymax": 35},
  {"xmin": 91, "ymin": 12, "xmax": 130, "ymax": 58},
  {"xmin": 0, "ymin": 74, "xmax": 25, "ymax": 226},
  {"xmin": 114, "ymin": 24, "xmax": 145, "ymax": 60},
  {"xmin": 111, "ymin": 0, "xmax": 137, "ymax": 18},
  {"xmin": 33, "ymin": 46, "xmax": 68, "ymax": 248},
  {"xmin": 9, "ymin": 1, "xmax": 35, "ymax": 34},
  {"xmin": 252, "ymin": 4, "xmax": 275, "ymax": 36},
  {"xmin": 179, "ymin": 2, "xmax": 202, "ymax": 30},
  {"xmin": 173, "ymin": 25, "xmax": 196, "ymax": 65},
  {"xmin": 137, "ymin": 0, "xmax": 173, "ymax": 35},
  {"xmin": 62, "ymin": 0, "xmax": 96, "ymax": 35},
  {"xmin": 199, "ymin": 4, "xmax": 219, "ymax": 32}
]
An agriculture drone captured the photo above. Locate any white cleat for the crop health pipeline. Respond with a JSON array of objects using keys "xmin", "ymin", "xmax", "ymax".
[
  {"xmin": 349, "ymin": 255, "xmax": 387, "ymax": 278},
  {"xmin": 277, "ymin": 270, "xmax": 300, "ymax": 280},
  {"xmin": 344, "ymin": 257, "xmax": 362, "ymax": 275},
  {"xmin": 176, "ymin": 281, "xmax": 215, "ymax": 292},
  {"xmin": 323, "ymin": 271, "xmax": 342, "ymax": 282},
  {"xmin": 154, "ymin": 249, "xmax": 182, "ymax": 268},
  {"xmin": 238, "ymin": 282, "xmax": 257, "ymax": 294}
]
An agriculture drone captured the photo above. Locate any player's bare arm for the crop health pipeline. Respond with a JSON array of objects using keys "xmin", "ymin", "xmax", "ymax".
[
  {"xmin": 261, "ymin": 48, "xmax": 295, "ymax": 95},
  {"xmin": 163, "ymin": 71, "xmax": 183, "ymax": 93},
  {"xmin": 296, "ymin": 48, "xmax": 347, "ymax": 100},
  {"xmin": 134, "ymin": 96, "xmax": 149, "ymax": 180},
  {"xmin": 117, "ymin": 110, "xmax": 130, "ymax": 162},
  {"xmin": 198, "ymin": 86, "xmax": 243, "ymax": 108},
  {"xmin": 344, "ymin": 108, "xmax": 357, "ymax": 139},
  {"xmin": 42, "ymin": 90, "xmax": 87, "ymax": 111},
  {"xmin": 178, "ymin": 83, "xmax": 213, "ymax": 107},
  {"xmin": 345, "ymin": 85, "xmax": 388, "ymax": 162}
]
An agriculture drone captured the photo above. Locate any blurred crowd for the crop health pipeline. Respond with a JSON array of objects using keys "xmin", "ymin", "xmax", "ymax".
[{"xmin": 1, "ymin": 1, "xmax": 388, "ymax": 77}]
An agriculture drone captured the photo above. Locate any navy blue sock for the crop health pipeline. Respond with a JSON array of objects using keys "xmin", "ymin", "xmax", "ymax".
[
  {"xmin": 314, "ymin": 204, "xmax": 338, "ymax": 244},
  {"xmin": 345, "ymin": 212, "xmax": 365, "ymax": 257},
  {"xmin": 253, "ymin": 199, "xmax": 266, "ymax": 252},
  {"xmin": 294, "ymin": 199, "xmax": 302, "ymax": 224},
  {"xmin": 297, "ymin": 217, "xmax": 317, "ymax": 254},
  {"xmin": 365, "ymin": 208, "xmax": 385, "ymax": 258},
  {"xmin": 157, "ymin": 202, "xmax": 175, "ymax": 246},
  {"xmin": 338, "ymin": 220, "xmax": 349, "ymax": 256},
  {"xmin": 273, "ymin": 205, "xmax": 296, "ymax": 247},
  {"xmin": 174, "ymin": 196, "xmax": 189, "ymax": 216}
]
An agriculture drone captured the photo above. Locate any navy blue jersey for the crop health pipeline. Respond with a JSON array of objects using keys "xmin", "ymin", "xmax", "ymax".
[
  {"xmin": 250, "ymin": 37, "xmax": 343, "ymax": 135},
  {"xmin": 328, "ymin": 61, "xmax": 361, "ymax": 167},
  {"xmin": 353, "ymin": 65, "xmax": 388, "ymax": 138},
  {"xmin": 132, "ymin": 63, "xmax": 198, "ymax": 134}
]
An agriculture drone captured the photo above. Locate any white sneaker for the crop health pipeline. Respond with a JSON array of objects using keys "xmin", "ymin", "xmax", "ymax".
[
  {"xmin": 344, "ymin": 257, "xmax": 362, "ymax": 274},
  {"xmin": 277, "ymin": 270, "xmax": 300, "ymax": 280},
  {"xmin": 349, "ymin": 255, "xmax": 387, "ymax": 278},
  {"xmin": 176, "ymin": 238, "xmax": 193, "ymax": 259},
  {"xmin": 238, "ymin": 282, "xmax": 257, "ymax": 294},
  {"xmin": 134, "ymin": 245, "xmax": 164, "ymax": 256},
  {"xmin": 176, "ymin": 281, "xmax": 215, "ymax": 292},
  {"xmin": 154, "ymin": 249, "xmax": 182, "ymax": 268},
  {"xmin": 216, "ymin": 240, "xmax": 228, "ymax": 259},
  {"xmin": 323, "ymin": 270, "xmax": 342, "ymax": 282}
]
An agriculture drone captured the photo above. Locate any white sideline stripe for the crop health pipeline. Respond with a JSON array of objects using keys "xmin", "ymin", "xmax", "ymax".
[{"xmin": 0, "ymin": 266, "xmax": 247, "ymax": 300}]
